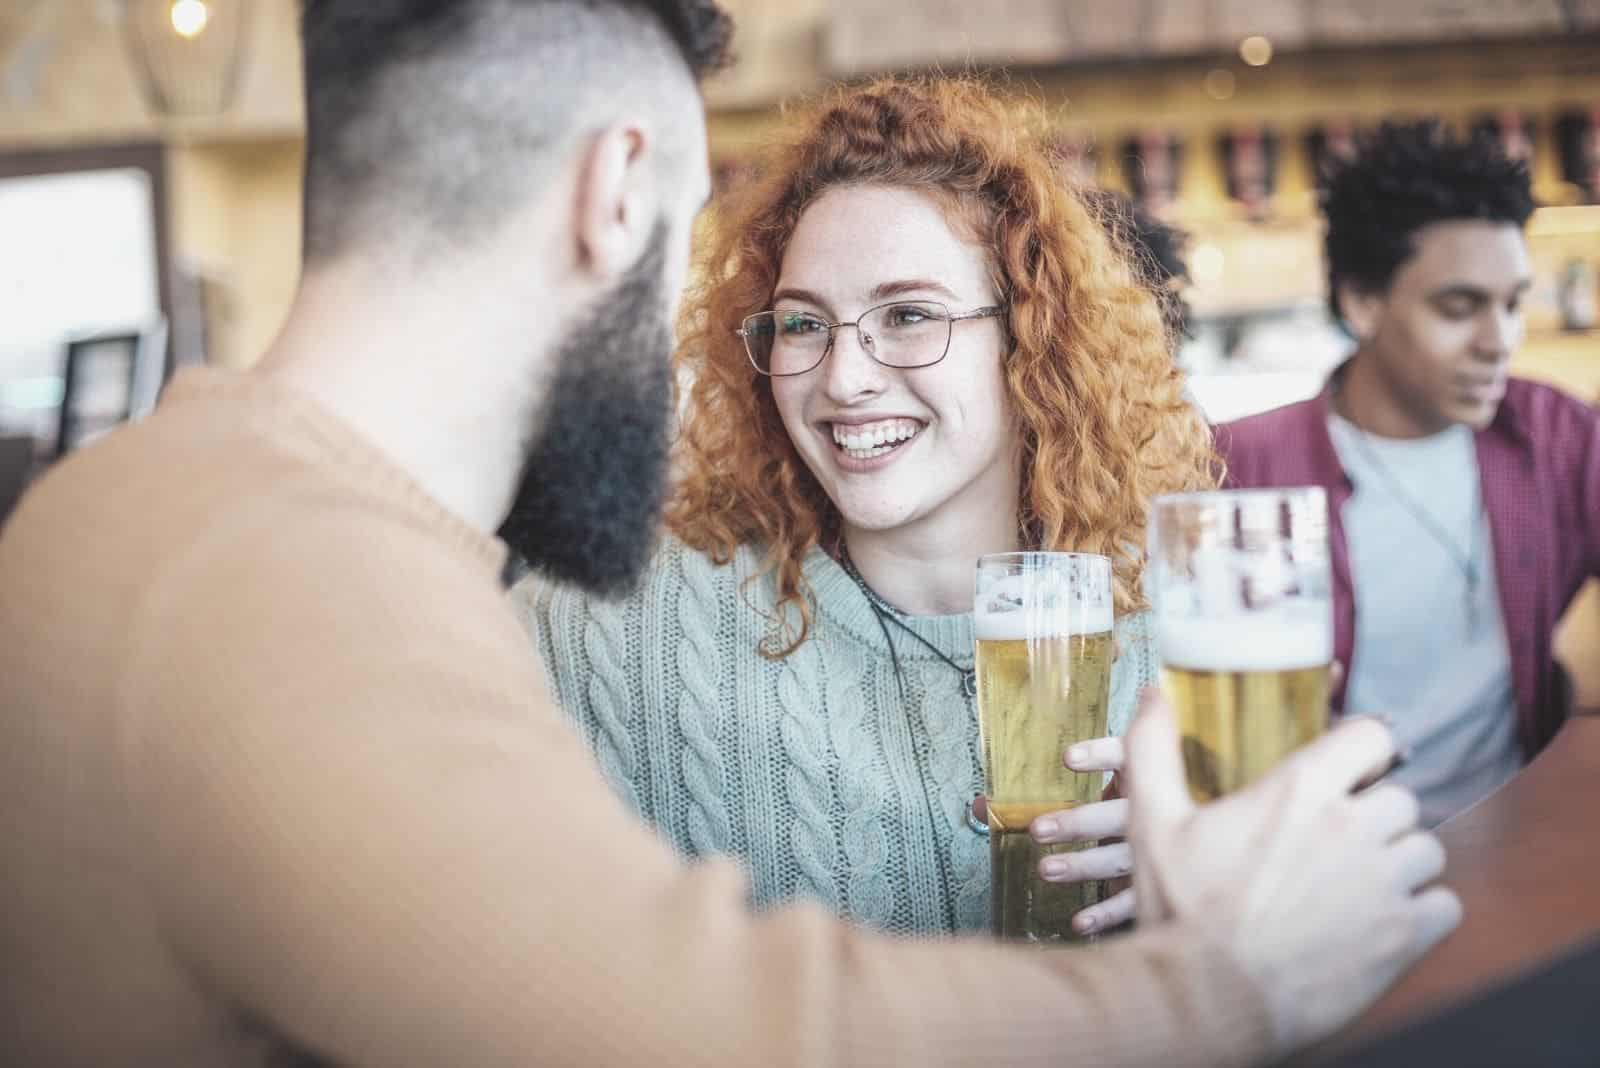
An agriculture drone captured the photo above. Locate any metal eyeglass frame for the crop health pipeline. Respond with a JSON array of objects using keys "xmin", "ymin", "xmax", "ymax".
[{"xmin": 735, "ymin": 300, "xmax": 1006, "ymax": 377}]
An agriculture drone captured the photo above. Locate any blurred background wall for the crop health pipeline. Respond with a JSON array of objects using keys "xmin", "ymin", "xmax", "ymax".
[{"xmin": 2, "ymin": 0, "xmax": 1597, "ymax": 695}]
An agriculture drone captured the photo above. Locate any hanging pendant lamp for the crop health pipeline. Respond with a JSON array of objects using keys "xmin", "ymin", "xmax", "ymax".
[{"xmin": 121, "ymin": 0, "xmax": 252, "ymax": 117}]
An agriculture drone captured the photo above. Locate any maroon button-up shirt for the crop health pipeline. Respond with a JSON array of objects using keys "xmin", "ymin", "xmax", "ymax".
[{"xmin": 1215, "ymin": 374, "xmax": 1600, "ymax": 758}]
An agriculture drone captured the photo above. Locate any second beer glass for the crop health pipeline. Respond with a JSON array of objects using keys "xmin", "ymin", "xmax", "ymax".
[
  {"xmin": 974, "ymin": 552, "xmax": 1114, "ymax": 943},
  {"xmin": 1148, "ymin": 489, "xmax": 1334, "ymax": 801}
]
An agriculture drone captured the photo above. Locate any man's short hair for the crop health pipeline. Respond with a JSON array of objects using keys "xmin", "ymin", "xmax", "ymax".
[
  {"xmin": 1320, "ymin": 119, "xmax": 1534, "ymax": 323},
  {"xmin": 299, "ymin": 0, "xmax": 732, "ymax": 263}
]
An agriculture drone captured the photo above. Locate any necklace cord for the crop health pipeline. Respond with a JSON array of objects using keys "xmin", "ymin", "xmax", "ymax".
[
  {"xmin": 1343, "ymin": 425, "xmax": 1483, "ymax": 584},
  {"xmin": 840, "ymin": 553, "xmax": 977, "ymax": 699}
]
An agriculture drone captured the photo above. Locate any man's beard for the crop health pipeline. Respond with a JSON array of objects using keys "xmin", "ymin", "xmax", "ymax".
[{"xmin": 498, "ymin": 227, "xmax": 673, "ymax": 595}]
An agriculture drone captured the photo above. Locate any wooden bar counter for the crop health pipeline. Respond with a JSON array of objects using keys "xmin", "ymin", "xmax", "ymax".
[{"xmin": 1312, "ymin": 714, "xmax": 1600, "ymax": 1060}]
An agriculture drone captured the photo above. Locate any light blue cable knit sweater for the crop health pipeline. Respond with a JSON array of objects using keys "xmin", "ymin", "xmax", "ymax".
[{"xmin": 511, "ymin": 535, "xmax": 1156, "ymax": 937}]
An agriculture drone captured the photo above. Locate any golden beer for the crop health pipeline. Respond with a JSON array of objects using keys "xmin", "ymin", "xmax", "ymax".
[
  {"xmin": 976, "ymin": 628, "xmax": 1114, "ymax": 942},
  {"xmin": 1159, "ymin": 615, "xmax": 1330, "ymax": 802},
  {"xmin": 1149, "ymin": 488, "xmax": 1334, "ymax": 804}
]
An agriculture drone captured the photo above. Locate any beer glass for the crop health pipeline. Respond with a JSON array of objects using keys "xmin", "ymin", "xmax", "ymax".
[
  {"xmin": 974, "ymin": 552, "xmax": 1114, "ymax": 943},
  {"xmin": 1147, "ymin": 489, "xmax": 1333, "ymax": 802}
]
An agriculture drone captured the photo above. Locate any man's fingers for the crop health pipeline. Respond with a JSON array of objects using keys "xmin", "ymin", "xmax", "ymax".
[
  {"xmin": 1408, "ymin": 885, "xmax": 1463, "ymax": 957},
  {"xmin": 1065, "ymin": 736, "xmax": 1125, "ymax": 773},
  {"xmin": 1353, "ymin": 782, "xmax": 1421, "ymax": 843},
  {"xmin": 1123, "ymin": 688, "xmax": 1194, "ymax": 834},
  {"xmin": 1032, "ymin": 798, "xmax": 1128, "ymax": 843},
  {"xmin": 1389, "ymin": 831, "xmax": 1447, "ymax": 894},
  {"xmin": 1074, "ymin": 887, "xmax": 1136, "ymax": 935},
  {"xmin": 1278, "ymin": 716, "xmax": 1399, "ymax": 799},
  {"xmin": 1038, "ymin": 842, "xmax": 1133, "ymax": 883}
]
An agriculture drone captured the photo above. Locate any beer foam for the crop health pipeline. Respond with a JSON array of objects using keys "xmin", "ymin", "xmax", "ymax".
[
  {"xmin": 1157, "ymin": 609, "xmax": 1331, "ymax": 672},
  {"xmin": 974, "ymin": 605, "xmax": 1114, "ymax": 641}
]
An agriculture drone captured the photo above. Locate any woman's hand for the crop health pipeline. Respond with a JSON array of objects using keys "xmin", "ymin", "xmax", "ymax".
[
  {"xmin": 1031, "ymin": 736, "xmax": 1134, "ymax": 937},
  {"xmin": 970, "ymin": 735, "xmax": 1135, "ymax": 937}
]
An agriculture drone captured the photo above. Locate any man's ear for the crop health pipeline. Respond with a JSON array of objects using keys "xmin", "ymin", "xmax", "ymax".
[
  {"xmin": 571, "ymin": 120, "xmax": 658, "ymax": 283},
  {"xmin": 1338, "ymin": 282, "xmax": 1385, "ymax": 342}
]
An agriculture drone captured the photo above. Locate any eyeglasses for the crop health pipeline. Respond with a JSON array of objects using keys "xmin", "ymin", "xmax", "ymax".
[{"xmin": 736, "ymin": 300, "xmax": 1006, "ymax": 377}]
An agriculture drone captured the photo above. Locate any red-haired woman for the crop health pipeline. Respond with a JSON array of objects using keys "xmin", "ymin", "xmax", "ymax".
[{"xmin": 514, "ymin": 76, "xmax": 1214, "ymax": 937}]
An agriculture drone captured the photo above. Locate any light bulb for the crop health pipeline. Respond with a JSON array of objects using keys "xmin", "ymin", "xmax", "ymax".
[
  {"xmin": 1239, "ymin": 36, "xmax": 1274, "ymax": 67},
  {"xmin": 170, "ymin": 0, "xmax": 210, "ymax": 39}
]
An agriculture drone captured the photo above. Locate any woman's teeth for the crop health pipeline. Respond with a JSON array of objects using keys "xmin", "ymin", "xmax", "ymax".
[{"xmin": 831, "ymin": 419, "xmax": 922, "ymax": 460}]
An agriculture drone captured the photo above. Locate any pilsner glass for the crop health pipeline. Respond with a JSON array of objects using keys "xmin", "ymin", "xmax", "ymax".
[
  {"xmin": 974, "ymin": 552, "xmax": 1114, "ymax": 943},
  {"xmin": 1148, "ymin": 489, "xmax": 1333, "ymax": 802}
]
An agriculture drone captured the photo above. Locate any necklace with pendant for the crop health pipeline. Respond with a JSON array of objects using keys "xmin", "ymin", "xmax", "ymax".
[
  {"xmin": 1336, "ymin": 390, "xmax": 1486, "ymax": 633},
  {"xmin": 839, "ymin": 551, "xmax": 977, "ymax": 698}
]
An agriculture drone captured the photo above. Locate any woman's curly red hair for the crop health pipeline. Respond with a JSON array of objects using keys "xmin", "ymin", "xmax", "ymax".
[{"xmin": 667, "ymin": 75, "xmax": 1218, "ymax": 656}]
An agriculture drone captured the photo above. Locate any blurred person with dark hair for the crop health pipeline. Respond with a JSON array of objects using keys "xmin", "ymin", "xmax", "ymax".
[
  {"xmin": 1219, "ymin": 120, "xmax": 1600, "ymax": 827},
  {"xmin": 1095, "ymin": 190, "xmax": 1194, "ymax": 347},
  {"xmin": 0, "ymin": 10, "xmax": 1455, "ymax": 1067}
]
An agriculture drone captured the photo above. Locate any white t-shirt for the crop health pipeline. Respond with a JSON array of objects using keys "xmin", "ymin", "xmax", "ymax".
[{"xmin": 1328, "ymin": 414, "xmax": 1522, "ymax": 827}]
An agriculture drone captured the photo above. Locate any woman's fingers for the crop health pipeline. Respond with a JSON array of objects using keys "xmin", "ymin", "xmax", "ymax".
[
  {"xmin": 1064, "ymin": 736, "xmax": 1126, "ymax": 773},
  {"xmin": 1038, "ymin": 841, "xmax": 1133, "ymax": 883},
  {"xmin": 1031, "ymin": 798, "xmax": 1129, "ymax": 843},
  {"xmin": 1073, "ymin": 886, "xmax": 1136, "ymax": 935}
]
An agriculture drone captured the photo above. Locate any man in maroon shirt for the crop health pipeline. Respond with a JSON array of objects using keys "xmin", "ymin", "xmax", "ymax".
[{"xmin": 1218, "ymin": 121, "xmax": 1600, "ymax": 823}]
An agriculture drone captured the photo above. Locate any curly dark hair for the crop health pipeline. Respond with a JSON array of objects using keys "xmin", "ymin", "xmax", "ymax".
[
  {"xmin": 1091, "ymin": 191, "xmax": 1193, "ymax": 345},
  {"xmin": 1321, "ymin": 119, "xmax": 1535, "ymax": 323},
  {"xmin": 300, "ymin": 0, "xmax": 732, "ymax": 261}
]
